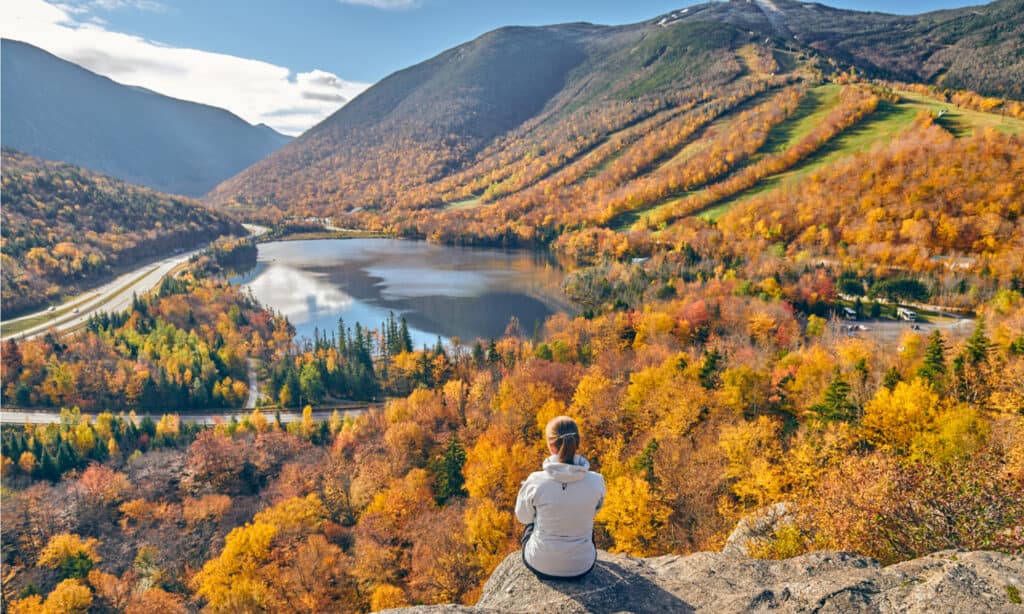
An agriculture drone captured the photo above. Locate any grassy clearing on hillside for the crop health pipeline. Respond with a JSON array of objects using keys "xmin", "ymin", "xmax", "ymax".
[
  {"xmin": 617, "ymin": 84, "xmax": 841, "ymax": 230},
  {"xmin": 645, "ymin": 86, "xmax": 786, "ymax": 178},
  {"xmin": 897, "ymin": 90, "xmax": 1024, "ymax": 137},
  {"xmin": 445, "ymin": 195, "xmax": 483, "ymax": 211},
  {"xmin": 695, "ymin": 90, "xmax": 1024, "ymax": 222},
  {"xmin": 759, "ymin": 84, "xmax": 842, "ymax": 156}
]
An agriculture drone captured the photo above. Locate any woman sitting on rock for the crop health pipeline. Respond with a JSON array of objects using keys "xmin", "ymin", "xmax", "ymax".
[{"xmin": 515, "ymin": 415, "xmax": 606, "ymax": 580}]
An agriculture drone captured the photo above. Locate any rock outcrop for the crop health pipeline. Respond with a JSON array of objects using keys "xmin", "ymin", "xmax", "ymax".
[
  {"xmin": 722, "ymin": 502, "xmax": 793, "ymax": 557},
  {"xmin": 392, "ymin": 549, "xmax": 1024, "ymax": 613}
]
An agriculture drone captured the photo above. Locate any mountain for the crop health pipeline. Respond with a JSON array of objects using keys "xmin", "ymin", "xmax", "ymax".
[
  {"xmin": 0, "ymin": 39, "xmax": 291, "ymax": 197},
  {"xmin": 698, "ymin": 0, "xmax": 1024, "ymax": 98},
  {"xmin": 0, "ymin": 148, "xmax": 245, "ymax": 316},
  {"xmin": 207, "ymin": 0, "xmax": 1024, "ymax": 223}
]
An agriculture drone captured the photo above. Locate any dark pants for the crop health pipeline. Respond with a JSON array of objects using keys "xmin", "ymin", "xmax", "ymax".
[{"xmin": 520, "ymin": 523, "xmax": 596, "ymax": 581}]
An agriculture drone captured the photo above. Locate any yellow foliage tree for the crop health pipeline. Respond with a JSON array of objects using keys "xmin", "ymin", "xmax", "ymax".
[
  {"xmin": 14, "ymin": 579, "xmax": 94, "ymax": 614},
  {"xmin": 370, "ymin": 584, "xmax": 408, "ymax": 611},
  {"xmin": 191, "ymin": 521, "xmax": 279, "ymax": 611},
  {"xmin": 37, "ymin": 533, "xmax": 102, "ymax": 572},
  {"xmin": 595, "ymin": 474, "xmax": 671, "ymax": 556},
  {"xmin": 253, "ymin": 493, "xmax": 327, "ymax": 539},
  {"xmin": 463, "ymin": 499, "xmax": 515, "ymax": 574},
  {"xmin": 860, "ymin": 378, "xmax": 962, "ymax": 458},
  {"xmin": 623, "ymin": 354, "xmax": 700, "ymax": 434},
  {"xmin": 719, "ymin": 417, "xmax": 787, "ymax": 508},
  {"xmin": 463, "ymin": 432, "xmax": 534, "ymax": 509}
]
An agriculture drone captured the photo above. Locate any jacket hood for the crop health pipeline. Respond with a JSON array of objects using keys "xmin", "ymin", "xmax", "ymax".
[{"xmin": 542, "ymin": 454, "xmax": 590, "ymax": 483}]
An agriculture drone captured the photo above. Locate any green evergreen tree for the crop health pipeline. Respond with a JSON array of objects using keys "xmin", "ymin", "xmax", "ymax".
[
  {"xmin": 883, "ymin": 366, "xmax": 902, "ymax": 391},
  {"xmin": 698, "ymin": 348, "xmax": 723, "ymax": 390},
  {"xmin": 917, "ymin": 330, "xmax": 948, "ymax": 388},
  {"xmin": 486, "ymin": 339, "xmax": 500, "ymax": 364},
  {"xmin": 634, "ymin": 438, "xmax": 660, "ymax": 484},
  {"xmin": 954, "ymin": 317, "xmax": 992, "ymax": 403},
  {"xmin": 430, "ymin": 438, "xmax": 467, "ymax": 504},
  {"xmin": 55, "ymin": 441, "xmax": 75, "ymax": 474},
  {"xmin": 38, "ymin": 450, "xmax": 60, "ymax": 482},
  {"xmin": 962, "ymin": 316, "xmax": 991, "ymax": 366},
  {"xmin": 58, "ymin": 552, "xmax": 94, "ymax": 580},
  {"xmin": 400, "ymin": 318, "xmax": 413, "ymax": 353},
  {"xmin": 811, "ymin": 375, "xmax": 857, "ymax": 422}
]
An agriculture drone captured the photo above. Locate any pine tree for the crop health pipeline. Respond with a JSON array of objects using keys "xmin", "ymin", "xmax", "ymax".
[
  {"xmin": 811, "ymin": 375, "xmax": 857, "ymax": 422},
  {"xmin": 954, "ymin": 317, "xmax": 992, "ymax": 403},
  {"xmin": 869, "ymin": 300, "xmax": 882, "ymax": 319},
  {"xmin": 917, "ymin": 330, "xmax": 948, "ymax": 388},
  {"xmin": 337, "ymin": 318, "xmax": 347, "ymax": 356},
  {"xmin": 883, "ymin": 366, "xmax": 902, "ymax": 391},
  {"xmin": 962, "ymin": 316, "xmax": 991, "ymax": 366},
  {"xmin": 55, "ymin": 441, "xmax": 75, "ymax": 474},
  {"xmin": 38, "ymin": 450, "xmax": 60, "ymax": 482},
  {"xmin": 400, "ymin": 317, "xmax": 413, "ymax": 353},
  {"xmin": 430, "ymin": 438, "xmax": 467, "ymax": 504},
  {"xmin": 698, "ymin": 348, "xmax": 723, "ymax": 390},
  {"xmin": 634, "ymin": 438, "xmax": 660, "ymax": 484}
]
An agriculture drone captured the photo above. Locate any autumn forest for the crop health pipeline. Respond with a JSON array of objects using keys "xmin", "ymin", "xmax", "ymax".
[{"xmin": 3, "ymin": 1, "xmax": 1024, "ymax": 612}]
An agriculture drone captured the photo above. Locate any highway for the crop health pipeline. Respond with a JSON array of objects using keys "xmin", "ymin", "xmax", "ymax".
[{"xmin": 1, "ymin": 224, "xmax": 267, "ymax": 342}]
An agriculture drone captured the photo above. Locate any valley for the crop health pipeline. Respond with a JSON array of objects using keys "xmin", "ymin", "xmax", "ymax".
[{"xmin": 2, "ymin": 1, "xmax": 1023, "ymax": 612}]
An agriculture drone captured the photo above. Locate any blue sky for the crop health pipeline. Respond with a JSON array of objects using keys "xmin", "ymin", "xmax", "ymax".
[{"xmin": 2, "ymin": 0, "xmax": 987, "ymax": 134}]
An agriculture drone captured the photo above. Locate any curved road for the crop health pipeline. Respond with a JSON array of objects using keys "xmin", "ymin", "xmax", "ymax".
[{"xmin": 2, "ymin": 224, "xmax": 267, "ymax": 342}]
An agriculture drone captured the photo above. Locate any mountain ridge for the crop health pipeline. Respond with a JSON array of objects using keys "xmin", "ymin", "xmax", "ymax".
[
  {"xmin": 207, "ymin": 0, "xmax": 1024, "ymax": 222},
  {"xmin": 1, "ymin": 39, "xmax": 291, "ymax": 197}
]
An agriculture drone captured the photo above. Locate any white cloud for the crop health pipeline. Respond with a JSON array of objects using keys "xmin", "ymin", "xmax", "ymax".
[
  {"xmin": 337, "ymin": 0, "xmax": 421, "ymax": 9},
  {"xmin": 1, "ymin": 0, "xmax": 372, "ymax": 135},
  {"xmin": 89, "ymin": 0, "xmax": 168, "ymax": 12}
]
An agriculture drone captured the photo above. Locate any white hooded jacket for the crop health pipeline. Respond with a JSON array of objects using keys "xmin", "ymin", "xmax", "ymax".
[{"xmin": 515, "ymin": 454, "xmax": 606, "ymax": 577}]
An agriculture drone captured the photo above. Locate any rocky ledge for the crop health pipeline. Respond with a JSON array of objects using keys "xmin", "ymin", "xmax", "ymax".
[{"xmin": 392, "ymin": 549, "xmax": 1024, "ymax": 613}]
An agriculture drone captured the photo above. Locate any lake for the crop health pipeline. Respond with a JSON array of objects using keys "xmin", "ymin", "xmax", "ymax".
[{"xmin": 232, "ymin": 238, "xmax": 571, "ymax": 347}]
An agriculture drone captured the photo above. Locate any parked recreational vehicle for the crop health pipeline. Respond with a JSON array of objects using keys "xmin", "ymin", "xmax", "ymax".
[{"xmin": 897, "ymin": 307, "xmax": 917, "ymax": 321}]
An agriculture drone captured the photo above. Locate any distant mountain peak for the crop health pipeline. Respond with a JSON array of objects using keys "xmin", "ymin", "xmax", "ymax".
[{"xmin": 1, "ymin": 38, "xmax": 291, "ymax": 197}]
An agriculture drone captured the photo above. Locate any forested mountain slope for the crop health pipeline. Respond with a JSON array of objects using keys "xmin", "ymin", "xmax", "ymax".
[
  {"xmin": 208, "ymin": 0, "xmax": 1024, "ymax": 227},
  {"xmin": 1, "ymin": 39, "xmax": 291, "ymax": 197},
  {"xmin": 0, "ymin": 149, "xmax": 245, "ymax": 316}
]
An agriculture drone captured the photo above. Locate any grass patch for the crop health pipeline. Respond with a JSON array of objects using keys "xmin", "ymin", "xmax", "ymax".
[
  {"xmin": 625, "ymin": 85, "xmax": 841, "ymax": 227},
  {"xmin": 445, "ymin": 195, "xmax": 483, "ymax": 211},
  {"xmin": 269, "ymin": 230, "xmax": 388, "ymax": 242},
  {"xmin": 1007, "ymin": 584, "xmax": 1021, "ymax": 605},
  {"xmin": 702, "ymin": 90, "xmax": 1024, "ymax": 220},
  {"xmin": 695, "ymin": 97, "xmax": 917, "ymax": 220},
  {"xmin": 2, "ymin": 312, "xmax": 63, "ymax": 337},
  {"xmin": 2, "ymin": 266, "xmax": 159, "ymax": 337},
  {"xmin": 760, "ymin": 84, "xmax": 842, "ymax": 156},
  {"xmin": 897, "ymin": 90, "xmax": 1024, "ymax": 136}
]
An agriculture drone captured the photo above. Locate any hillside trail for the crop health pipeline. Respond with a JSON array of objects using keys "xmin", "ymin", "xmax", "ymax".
[{"xmin": 752, "ymin": 0, "xmax": 793, "ymax": 38}]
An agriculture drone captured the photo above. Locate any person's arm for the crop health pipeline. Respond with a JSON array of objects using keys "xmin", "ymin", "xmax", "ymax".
[
  {"xmin": 595, "ymin": 474, "xmax": 606, "ymax": 512},
  {"xmin": 515, "ymin": 478, "xmax": 536, "ymax": 525}
]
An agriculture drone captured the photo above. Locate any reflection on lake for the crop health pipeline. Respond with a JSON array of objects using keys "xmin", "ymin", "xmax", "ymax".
[{"xmin": 233, "ymin": 239, "xmax": 570, "ymax": 347}]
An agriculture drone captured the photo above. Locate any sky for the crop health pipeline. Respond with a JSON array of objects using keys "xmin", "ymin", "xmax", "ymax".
[{"xmin": 1, "ymin": 0, "xmax": 988, "ymax": 136}]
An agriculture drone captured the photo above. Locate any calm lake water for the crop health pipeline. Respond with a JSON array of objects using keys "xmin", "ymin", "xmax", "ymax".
[{"xmin": 233, "ymin": 239, "xmax": 570, "ymax": 347}]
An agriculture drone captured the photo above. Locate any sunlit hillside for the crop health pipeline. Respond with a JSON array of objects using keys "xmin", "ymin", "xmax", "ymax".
[{"xmin": 3, "ymin": 2, "xmax": 1023, "ymax": 612}]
